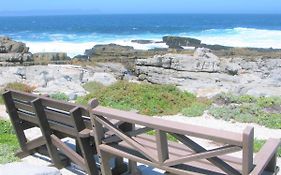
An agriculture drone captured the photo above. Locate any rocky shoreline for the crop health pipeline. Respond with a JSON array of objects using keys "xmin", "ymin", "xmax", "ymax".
[{"xmin": 0, "ymin": 36, "xmax": 280, "ymax": 98}]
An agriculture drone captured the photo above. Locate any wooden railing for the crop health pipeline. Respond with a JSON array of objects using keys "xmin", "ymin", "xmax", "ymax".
[{"xmin": 91, "ymin": 101, "xmax": 280, "ymax": 175}]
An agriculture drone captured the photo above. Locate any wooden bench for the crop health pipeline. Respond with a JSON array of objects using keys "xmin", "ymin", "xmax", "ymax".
[
  {"xmin": 2, "ymin": 89, "xmax": 100, "ymax": 174},
  {"xmin": 90, "ymin": 103, "xmax": 281, "ymax": 175}
]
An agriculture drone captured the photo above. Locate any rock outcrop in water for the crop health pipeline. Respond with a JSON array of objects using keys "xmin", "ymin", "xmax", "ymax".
[
  {"xmin": 135, "ymin": 48, "xmax": 281, "ymax": 97},
  {"xmin": 0, "ymin": 37, "xmax": 70, "ymax": 63},
  {"xmin": 0, "ymin": 37, "xmax": 33, "ymax": 63},
  {"xmin": 0, "ymin": 36, "xmax": 29, "ymax": 53},
  {"xmin": 163, "ymin": 36, "xmax": 201, "ymax": 49}
]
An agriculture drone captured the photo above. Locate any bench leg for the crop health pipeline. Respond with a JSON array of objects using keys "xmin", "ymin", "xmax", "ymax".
[
  {"xmin": 77, "ymin": 137, "xmax": 99, "ymax": 175},
  {"xmin": 128, "ymin": 160, "xmax": 141, "ymax": 175},
  {"xmin": 266, "ymin": 153, "xmax": 277, "ymax": 173},
  {"xmin": 112, "ymin": 156, "xmax": 128, "ymax": 175},
  {"xmin": 100, "ymin": 150, "xmax": 113, "ymax": 175}
]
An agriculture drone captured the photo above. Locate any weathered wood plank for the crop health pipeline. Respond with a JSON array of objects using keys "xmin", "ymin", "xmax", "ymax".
[
  {"xmin": 103, "ymin": 127, "xmax": 152, "ymax": 144},
  {"xmin": 171, "ymin": 134, "xmax": 241, "ymax": 175},
  {"xmin": 70, "ymin": 107, "xmax": 99, "ymax": 175},
  {"xmin": 100, "ymin": 144, "xmax": 227, "ymax": 175},
  {"xmin": 95, "ymin": 115, "xmax": 157, "ymax": 162},
  {"xmin": 156, "ymin": 129, "xmax": 169, "ymax": 163},
  {"xmin": 17, "ymin": 111, "xmax": 77, "ymax": 137},
  {"xmin": 251, "ymin": 138, "xmax": 280, "ymax": 175},
  {"xmin": 93, "ymin": 106, "xmax": 243, "ymax": 146},
  {"xmin": 25, "ymin": 136, "xmax": 46, "ymax": 150},
  {"xmin": 2, "ymin": 91, "xmax": 29, "ymax": 153},
  {"xmin": 31, "ymin": 98, "xmax": 63, "ymax": 169},
  {"xmin": 50, "ymin": 134, "xmax": 86, "ymax": 170},
  {"xmin": 242, "ymin": 126, "xmax": 254, "ymax": 175},
  {"xmin": 164, "ymin": 145, "xmax": 241, "ymax": 167}
]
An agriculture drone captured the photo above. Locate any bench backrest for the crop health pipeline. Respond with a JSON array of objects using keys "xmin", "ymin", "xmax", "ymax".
[
  {"xmin": 2, "ymin": 90, "xmax": 99, "ymax": 175},
  {"xmin": 91, "ymin": 105, "xmax": 254, "ymax": 175}
]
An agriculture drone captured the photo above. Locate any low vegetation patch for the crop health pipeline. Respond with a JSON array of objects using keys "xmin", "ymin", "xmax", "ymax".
[
  {"xmin": 5, "ymin": 82, "xmax": 35, "ymax": 93},
  {"xmin": 0, "ymin": 89, "xmax": 4, "ymax": 104},
  {"xmin": 0, "ymin": 120, "xmax": 19, "ymax": 164},
  {"xmin": 1, "ymin": 83, "xmax": 35, "ymax": 104},
  {"xmin": 77, "ymin": 81, "xmax": 211, "ymax": 116},
  {"xmin": 254, "ymin": 139, "xmax": 281, "ymax": 157},
  {"xmin": 50, "ymin": 92, "xmax": 69, "ymax": 101},
  {"xmin": 209, "ymin": 93, "xmax": 281, "ymax": 129}
]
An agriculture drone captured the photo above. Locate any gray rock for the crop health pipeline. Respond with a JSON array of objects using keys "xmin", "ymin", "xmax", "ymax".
[
  {"xmin": 0, "ymin": 162, "xmax": 61, "ymax": 175},
  {"xmin": 131, "ymin": 40, "xmax": 154, "ymax": 44},
  {"xmin": 163, "ymin": 36, "xmax": 201, "ymax": 49},
  {"xmin": 33, "ymin": 52, "xmax": 69, "ymax": 61},
  {"xmin": 91, "ymin": 72, "xmax": 117, "ymax": 86},
  {"xmin": 193, "ymin": 48, "xmax": 219, "ymax": 60},
  {"xmin": 0, "ymin": 36, "xmax": 29, "ymax": 53},
  {"xmin": 225, "ymin": 63, "xmax": 241, "ymax": 75},
  {"xmin": 68, "ymin": 93, "xmax": 78, "ymax": 100},
  {"xmin": 135, "ymin": 52, "xmax": 281, "ymax": 97},
  {"xmin": 73, "ymin": 54, "xmax": 89, "ymax": 60},
  {"xmin": 85, "ymin": 44, "xmax": 135, "ymax": 57},
  {"xmin": 0, "ymin": 53, "xmax": 33, "ymax": 62},
  {"xmin": 16, "ymin": 67, "xmax": 26, "ymax": 79}
]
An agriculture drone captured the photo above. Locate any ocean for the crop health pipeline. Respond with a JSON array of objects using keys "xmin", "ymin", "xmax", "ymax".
[{"xmin": 0, "ymin": 14, "xmax": 281, "ymax": 57}]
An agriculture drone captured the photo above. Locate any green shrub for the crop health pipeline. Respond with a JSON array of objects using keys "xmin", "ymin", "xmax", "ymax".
[
  {"xmin": 83, "ymin": 81, "xmax": 105, "ymax": 94},
  {"xmin": 256, "ymin": 96, "xmax": 281, "ymax": 108},
  {"xmin": 209, "ymin": 97, "xmax": 281, "ymax": 129},
  {"xmin": 0, "ymin": 120, "xmax": 19, "ymax": 163},
  {"xmin": 254, "ymin": 139, "xmax": 281, "ymax": 157},
  {"xmin": 0, "ymin": 89, "xmax": 3, "ymax": 104},
  {"xmin": 50, "ymin": 92, "xmax": 69, "ymax": 101},
  {"xmin": 210, "ymin": 93, "xmax": 281, "ymax": 129},
  {"xmin": 5, "ymin": 82, "xmax": 35, "ymax": 93},
  {"xmin": 77, "ymin": 81, "xmax": 210, "ymax": 116},
  {"xmin": 147, "ymin": 130, "xmax": 178, "ymax": 142},
  {"xmin": 181, "ymin": 102, "xmax": 209, "ymax": 117},
  {"xmin": 0, "ymin": 120, "xmax": 15, "ymax": 134}
]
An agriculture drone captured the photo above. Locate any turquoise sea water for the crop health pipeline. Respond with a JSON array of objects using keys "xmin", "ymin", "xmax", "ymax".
[{"xmin": 0, "ymin": 14, "xmax": 281, "ymax": 56}]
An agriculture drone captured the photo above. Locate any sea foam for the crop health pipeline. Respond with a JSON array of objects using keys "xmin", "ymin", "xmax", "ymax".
[
  {"xmin": 22, "ymin": 27, "xmax": 281, "ymax": 57},
  {"xmin": 188, "ymin": 27, "xmax": 281, "ymax": 49}
]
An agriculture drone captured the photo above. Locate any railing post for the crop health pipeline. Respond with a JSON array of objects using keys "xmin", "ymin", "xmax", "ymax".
[
  {"xmin": 242, "ymin": 126, "xmax": 254, "ymax": 175},
  {"xmin": 89, "ymin": 99, "xmax": 113, "ymax": 175},
  {"xmin": 70, "ymin": 107, "xmax": 99, "ymax": 175},
  {"xmin": 156, "ymin": 129, "xmax": 169, "ymax": 163}
]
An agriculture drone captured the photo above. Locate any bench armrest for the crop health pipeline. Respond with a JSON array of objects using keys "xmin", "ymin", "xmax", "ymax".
[
  {"xmin": 250, "ymin": 138, "xmax": 280, "ymax": 175},
  {"xmin": 78, "ymin": 129, "xmax": 91, "ymax": 138}
]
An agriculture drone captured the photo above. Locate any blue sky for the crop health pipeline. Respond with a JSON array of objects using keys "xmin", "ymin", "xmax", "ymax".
[{"xmin": 0, "ymin": 0, "xmax": 280, "ymax": 16}]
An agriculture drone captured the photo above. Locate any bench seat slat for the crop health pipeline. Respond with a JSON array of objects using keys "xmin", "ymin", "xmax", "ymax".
[
  {"xmin": 10, "ymin": 89, "xmax": 88, "ymax": 116},
  {"xmin": 17, "ymin": 111, "xmax": 77, "ymax": 137}
]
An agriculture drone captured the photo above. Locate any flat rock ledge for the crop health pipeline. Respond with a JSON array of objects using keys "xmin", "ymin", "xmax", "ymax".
[{"xmin": 0, "ymin": 162, "xmax": 61, "ymax": 175}]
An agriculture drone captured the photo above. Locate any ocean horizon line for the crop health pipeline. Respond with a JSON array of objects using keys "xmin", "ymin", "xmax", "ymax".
[{"xmin": 1, "ymin": 13, "xmax": 281, "ymax": 17}]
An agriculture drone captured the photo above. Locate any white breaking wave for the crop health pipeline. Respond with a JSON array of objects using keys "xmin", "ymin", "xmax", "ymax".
[
  {"xmin": 23, "ymin": 27, "xmax": 281, "ymax": 57},
  {"xmin": 188, "ymin": 27, "xmax": 281, "ymax": 49},
  {"xmin": 25, "ymin": 39, "xmax": 167, "ymax": 57}
]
